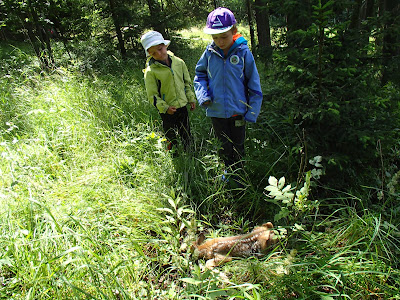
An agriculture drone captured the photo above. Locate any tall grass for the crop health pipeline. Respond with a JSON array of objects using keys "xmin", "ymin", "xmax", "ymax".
[{"xmin": 1, "ymin": 40, "xmax": 399, "ymax": 299}]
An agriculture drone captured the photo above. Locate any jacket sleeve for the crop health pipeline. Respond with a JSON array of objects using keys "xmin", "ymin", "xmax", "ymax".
[
  {"xmin": 243, "ymin": 50, "xmax": 263, "ymax": 123},
  {"xmin": 194, "ymin": 50, "xmax": 212, "ymax": 106},
  {"xmin": 144, "ymin": 69, "xmax": 169, "ymax": 114},
  {"xmin": 182, "ymin": 62, "xmax": 196, "ymax": 104}
]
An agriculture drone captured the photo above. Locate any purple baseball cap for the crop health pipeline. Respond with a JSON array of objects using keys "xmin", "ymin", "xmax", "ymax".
[{"xmin": 204, "ymin": 7, "xmax": 237, "ymax": 34}]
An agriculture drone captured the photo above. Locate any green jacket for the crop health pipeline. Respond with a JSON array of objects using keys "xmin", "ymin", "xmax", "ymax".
[{"xmin": 144, "ymin": 51, "xmax": 196, "ymax": 114}]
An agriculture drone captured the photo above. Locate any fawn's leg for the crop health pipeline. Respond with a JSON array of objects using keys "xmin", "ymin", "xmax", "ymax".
[{"xmin": 206, "ymin": 254, "xmax": 233, "ymax": 269}]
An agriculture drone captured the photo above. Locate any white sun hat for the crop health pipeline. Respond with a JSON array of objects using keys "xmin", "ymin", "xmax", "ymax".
[{"xmin": 141, "ymin": 31, "xmax": 171, "ymax": 56}]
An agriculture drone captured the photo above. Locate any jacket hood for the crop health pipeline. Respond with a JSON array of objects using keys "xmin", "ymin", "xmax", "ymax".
[
  {"xmin": 228, "ymin": 34, "xmax": 247, "ymax": 56},
  {"xmin": 232, "ymin": 34, "xmax": 247, "ymax": 46},
  {"xmin": 208, "ymin": 34, "xmax": 248, "ymax": 57}
]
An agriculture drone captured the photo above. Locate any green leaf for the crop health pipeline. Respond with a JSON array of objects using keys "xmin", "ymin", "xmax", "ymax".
[
  {"xmin": 282, "ymin": 184, "xmax": 292, "ymax": 193},
  {"xmin": 156, "ymin": 208, "xmax": 174, "ymax": 214},
  {"xmin": 265, "ymin": 186, "xmax": 278, "ymax": 192},
  {"xmin": 278, "ymin": 177, "xmax": 286, "ymax": 189},
  {"xmin": 269, "ymin": 189, "xmax": 283, "ymax": 198},
  {"xmin": 168, "ymin": 198, "xmax": 176, "ymax": 209},
  {"xmin": 268, "ymin": 176, "xmax": 278, "ymax": 186},
  {"xmin": 274, "ymin": 208, "xmax": 290, "ymax": 221},
  {"xmin": 180, "ymin": 278, "xmax": 203, "ymax": 285}
]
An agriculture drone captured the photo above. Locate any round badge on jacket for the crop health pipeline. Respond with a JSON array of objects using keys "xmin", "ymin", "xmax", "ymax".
[{"xmin": 230, "ymin": 55, "xmax": 240, "ymax": 65}]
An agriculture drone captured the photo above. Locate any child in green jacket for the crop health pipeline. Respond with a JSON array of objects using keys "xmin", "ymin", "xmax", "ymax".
[{"xmin": 141, "ymin": 31, "xmax": 196, "ymax": 151}]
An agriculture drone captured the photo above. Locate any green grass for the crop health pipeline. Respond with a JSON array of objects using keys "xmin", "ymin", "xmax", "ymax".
[{"xmin": 1, "ymin": 38, "xmax": 399, "ymax": 299}]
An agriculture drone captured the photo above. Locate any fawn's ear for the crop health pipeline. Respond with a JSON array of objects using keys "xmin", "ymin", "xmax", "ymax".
[
  {"xmin": 262, "ymin": 222, "xmax": 273, "ymax": 229},
  {"xmin": 196, "ymin": 232, "xmax": 206, "ymax": 245}
]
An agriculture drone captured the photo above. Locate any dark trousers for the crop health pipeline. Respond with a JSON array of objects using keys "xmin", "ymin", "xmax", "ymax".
[
  {"xmin": 160, "ymin": 106, "xmax": 192, "ymax": 150},
  {"xmin": 211, "ymin": 116, "xmax": 246, "ymax": 171}
]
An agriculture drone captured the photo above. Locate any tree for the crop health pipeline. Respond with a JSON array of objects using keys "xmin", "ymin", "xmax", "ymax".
[
  {"xmin": 1, "ymin": 0, "xmax": 91, "ymax": 67},
  {"xmin": 262, "ymin": 0, "xmax": 400, "ymax": 193},
  {"xmin": 108, "ymin": 0, "xmax": 127, "ymax": 57},
  {"xmin": 146, "ymin": 0, "xmax": 167, "ymax": 37},
  {"xmin": 245, "ymin": 0, "xmax": 256, "ymax": 49},
  {"xmin": 3, "ymin": 0, "xmax": 55, "ymax": 67},
  {"xmin": 254, "ymin": 0, "xmax": 272, "ymax": 59},
  {"xmin": 285, "ymin": 0, "xmax": 313, "ymax": 48},
  {"xmin": 380, "ymin": 0, "xmax": 400, "ymax": 85}
]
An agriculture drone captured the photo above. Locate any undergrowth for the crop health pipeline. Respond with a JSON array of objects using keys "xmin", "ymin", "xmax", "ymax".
[{"xmin": 0, "ymin": 41, "xmax": 399, "ymax": 299}]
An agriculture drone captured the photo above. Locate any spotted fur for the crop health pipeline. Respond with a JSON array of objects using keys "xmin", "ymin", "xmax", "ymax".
[{"xmin": 192, "ymin": 222, "xmax": 276, "ymax": 268}]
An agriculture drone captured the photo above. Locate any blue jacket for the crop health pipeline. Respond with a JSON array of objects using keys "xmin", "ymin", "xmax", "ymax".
[{"xmin": 194, "ymin": 35, "xmax": 263, "ymax": 123}]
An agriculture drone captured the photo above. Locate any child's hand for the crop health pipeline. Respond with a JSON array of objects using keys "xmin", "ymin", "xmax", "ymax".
[
  {"xmin": 167, "ymin": 106, "xmax": 177, "ymax": 115},
  {"xmin": 190, "ymin": 102, "xmax": 196, "ymax": 111}
]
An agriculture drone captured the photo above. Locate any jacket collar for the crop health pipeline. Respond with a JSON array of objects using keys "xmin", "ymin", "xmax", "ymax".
[
  {"xmin": 147, "ymin": 50, "xmax": 174, "ymax": 66},
  {"xmin": 208, "ymin": 34, "xmax": 247, "ymax": 58}
]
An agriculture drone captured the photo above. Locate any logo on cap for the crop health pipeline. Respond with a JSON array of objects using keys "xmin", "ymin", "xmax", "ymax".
[{"xmin": 212, "ymin": 16, "xmax": 223, "ymax": 28}]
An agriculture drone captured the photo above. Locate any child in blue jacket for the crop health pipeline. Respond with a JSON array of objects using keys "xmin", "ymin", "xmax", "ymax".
[{"xmin": 194, "ymin": 7, "xmax": 263, "ymax": 181}]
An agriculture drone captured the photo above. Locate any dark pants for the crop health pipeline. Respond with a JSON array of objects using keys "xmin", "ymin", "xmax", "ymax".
[
  {"xmin": 211, "ymin": 116, "xmax": 246, "ymax": 171},
  {"xmin": 160, "ymin": 106, "xmax": 192, "ymax": 150}
]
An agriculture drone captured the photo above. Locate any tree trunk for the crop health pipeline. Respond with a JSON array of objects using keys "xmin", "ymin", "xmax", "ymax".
[
  {"xmin": 342, "ymin": 0, "xmax": 377, "ymax": 61},
  {"xmin": 24, "ymin": 24, "xmax": 45, "ymax": 66},
  {"xmin": 365, "ymin": 0, "xmax": 375, "ymax": 20},
  {"xmin": 254, "ymin": 0, "xmax": 272, "ymax": 59},
  {"xmin": 381, "ymin": 0, "xmax": 400, "ymax": 85},
  {"xmin": 246, "ymin": 0, "xmax": 256, "ymax": 50},
  {"xmin": 349, "ymin": 0, "xmax": 363, "ymax": 29},
  {"xmin": 109, "ymin": 0, "xmax": 126, "ymax": 57}
]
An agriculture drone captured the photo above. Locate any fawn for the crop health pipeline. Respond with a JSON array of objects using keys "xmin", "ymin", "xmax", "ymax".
[{"xmin": 191, "ymin": 222, "xmax": 277, "ymax": 269}]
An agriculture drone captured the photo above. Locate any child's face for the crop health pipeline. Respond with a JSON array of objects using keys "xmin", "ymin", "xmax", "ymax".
[
  {"xmin": 148, "ymin": 44, "xmax": 168, "ymax": 62},
  {"xmin": 212, "ymin": 30, "xmax": 235, "ymax": 52}
]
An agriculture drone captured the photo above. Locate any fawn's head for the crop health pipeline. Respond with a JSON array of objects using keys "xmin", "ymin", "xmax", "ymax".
[{"xmin": 190, "ymin": 232, "xmax": 207, "ymax": 260}]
